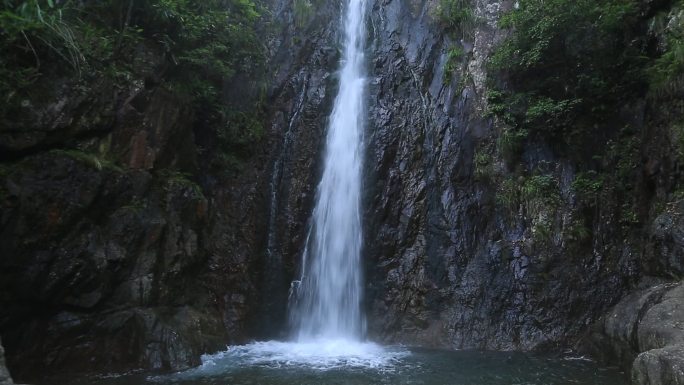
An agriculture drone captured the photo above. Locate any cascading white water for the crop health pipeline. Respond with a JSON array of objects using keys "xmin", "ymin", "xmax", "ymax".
[
  {"xmin": 291, "ymin": 0, "xmax": 368, "ymax": 341},
  {"xmin": 176, "ymin": 1, "xmax": 401, "ymax": 371}
]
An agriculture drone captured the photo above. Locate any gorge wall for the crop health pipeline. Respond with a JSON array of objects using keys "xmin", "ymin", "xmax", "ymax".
[{"xmin": 0, "ymin": 0, "xmax": 683, "ymax": 384}]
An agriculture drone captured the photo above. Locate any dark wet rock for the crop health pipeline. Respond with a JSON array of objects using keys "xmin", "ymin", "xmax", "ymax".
[
  {"xmin": 0, "ymin": 0, "xmax": 343, "ymax": 381},
  {"xmin": 584, "ymin": 282, "xmax": 684, "ymax": 385},
  {"xmin": 633, "ymin": 344, "xmax": 684, "ymax": 385},
  {"xmin": 0, "ymin": 148, "xmax": 228, "ymax": 378},
  {"xmin": 247, "ymin": 0, "xmax": 342, "ymax": 337},
  {"xmin": 648, "ymin": 201, "xmax": 684, "ymax": 278},
  {"xmin": 360, "ymin": 0, "xmax": 635, "ymax": 352},
  {"xmin": 0, "ymin": 338, "xmax": 13, "ymax": 385}
]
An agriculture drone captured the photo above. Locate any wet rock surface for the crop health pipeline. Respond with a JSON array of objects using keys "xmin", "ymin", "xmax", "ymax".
[
  {"xmin": 249, "ymin": 0, "xmax": 342, "ymax": 338},
  {"xmin": 585, "ymin": 282, "xmax": 684, "ymax": 385},
  {"xmin": 0, "ymin": 0, "xmax": 343, "ymax": 381},
  {"xmin": 355, "ymin": 2, "xmax": 684, "ymax": 369},
  {"xmin": 0, "ymin": 338, "xmax": 13, "ymax": 385},
  {"xmin": 0, "ymin": 90, "xmax": 255, "ymax": 378},
  {"xmin": 361, "ymin": 0, "xmax": 637, "ymax": 351}
]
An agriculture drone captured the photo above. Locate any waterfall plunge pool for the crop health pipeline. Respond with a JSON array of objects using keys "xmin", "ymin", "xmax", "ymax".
[{"xmin": 51, "ymin": 340, "xmax": 627, "ymax": 385}]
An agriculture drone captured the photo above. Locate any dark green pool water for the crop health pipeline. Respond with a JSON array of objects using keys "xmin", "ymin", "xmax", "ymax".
[{"xmin": 50, "ymin": 341, "xmax": 627, "ymax": 385}]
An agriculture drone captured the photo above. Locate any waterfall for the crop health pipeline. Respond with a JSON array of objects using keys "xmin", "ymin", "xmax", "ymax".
[{"xmin": 291, "ymin": 0, "xmax": 368, "ymax": 341}]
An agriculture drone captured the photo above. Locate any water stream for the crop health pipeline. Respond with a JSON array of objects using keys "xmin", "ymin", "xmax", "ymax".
[{"xmin": 289, "ymin": 0, "xmax": 367, "ymax": 342}]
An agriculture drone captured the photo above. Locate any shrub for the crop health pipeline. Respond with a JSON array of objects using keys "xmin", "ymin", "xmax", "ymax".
[
  {"xmin": 1, "ymin": 0, "xmax": 266, "ymax": 159},
  {"xmin": 647, "ymin": 2, "xmax": 684, "ymax": 98},
  {"xmin": 437, "ymin": 0, "xmax": 476, "ymax": 39},
  {"xmin": 572, "ymin": 171, "xmax": 604, "ymax": 207},
  {"xmin": 488, "ymin": 0, "xmax": 644, "ymax": 144}
]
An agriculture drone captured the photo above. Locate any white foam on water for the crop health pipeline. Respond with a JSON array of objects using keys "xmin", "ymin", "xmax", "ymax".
[
  {"xmin": 151, "ymin": 340, "xmax": 410, "ymax": 382},
  {"xmin": 203, "ymin": 340, "xmax": 408, "ymax": 371}
]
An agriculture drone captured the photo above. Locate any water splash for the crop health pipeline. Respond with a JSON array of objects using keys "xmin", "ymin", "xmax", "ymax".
[{"xmin": 290, "ymin": 0, "xmax": 369, "ymax": 341}]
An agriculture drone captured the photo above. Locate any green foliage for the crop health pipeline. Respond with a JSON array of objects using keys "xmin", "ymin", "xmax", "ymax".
[
  {"xmin": 488, "ymin": 0, "xmax": 644, "ymax": 144},
  {"xmin": 531, "ymin": 217, "xmax": 553, "ymax": 245},
  {"xmin": 648, "ymin": 3, "xmax": 684, "ymax": 98},
  {"xmin": 605, "ymin": 133, "xmax": 640, "ymax": 183},
  {"xmin": 215, "ymin": 109, "xmax": 265, "ymax": 159},
  {"xmin": 473, "ymin": 147, "xmax": 493, "ymax": 181},
  {"xmin": 521, "ymin": 174, "xmax": 560, "ymax": 207},
  {"xmin": 160, "ymin": 169, "xmax": 204, "ymax": 198},
  {"xmin": 524, "ymin": 97, "xmax": 581, "ymax": 129},
  {"xmin": 572, "ymin": 171, "xmax": 604, "ymax": 207},
  {"xmin": 293, "ymin": 0, "xmax": 314, "ymax": 28},
  {"xmin": 437, "ymin": 0, "xmax": 476, "ymax": 39},
  {"xmin": 119, "ymin": 198, "xmax": 147, "ymax": 216},
  {"xmin": 0, "ymin": 0, "xmax": 86, "ymax": 70},
  {"xmin": 0, "ymin": 0, "xmax": 81, "ymax": 107},
  {"xmin": 0, "ymin": 0, "xmax": 263, "ymax": 103},
  {"xmin": 620, "ymin": 203, "xmax": 640, "ymax": 226},
  {"xmin": 444, "ymin": 45, "xmax": 464, "ymax": 82},
  {"xmin": 152, "ymin": 0, "xmax": 259, "ymax": 90},
  {"xmin": 496, "ymin": 176, "xmax": 520, "ymax": 210},
  {"xmin": 1, "ymin": 0, "xmax": 266, "ymax": 162},
  {"xmin": 522, "ymin": 174, "xmax": 561, "ymax": 244},
  {"xmin": 497, "ymin": 127, "xmax": 528, "ymax": 164},
  {"xmin": 495, "ymin": 172, "xmax": 562, "ymax": 245},
  {"xmin": 438, "ymin": 0, "xmax": 475, "ymax": 81},
  {"xmin": 50, "ymin": 149, "xmax": 123, "ymax": 172},
  {"xmin": 566, "ymin": 218, "xmax": 592, "ymax": 242},
  {"xmin": 672, "ymin": 121, "xmax": 684, "ymax": 162}
]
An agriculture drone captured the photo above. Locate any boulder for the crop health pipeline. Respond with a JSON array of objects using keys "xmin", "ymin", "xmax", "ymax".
[{"xmin": 585, "ymin": 281, "xmax": 684, "ymax": 385}]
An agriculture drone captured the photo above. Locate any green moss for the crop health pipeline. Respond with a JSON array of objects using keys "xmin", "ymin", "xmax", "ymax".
[
  {"xmin": 496, "ymin": 176, "xmax": 520, "ymax": 210},
  {"xmin": 671, "ymin": 121, "xmax": 684, "ymax": 163},
  {"xmin": 437, "ymin": 0, "xmax": 477, "ymax": 39},
  {"xmin": 531, "ymin": 218, "xmax": 553, "ymax": 245},
  {"xmin": 572, "ymin": 171, "xmax": 604, "ymax": 207},
  {"xmin": 522, "ymin": 174, "xmax": 560, "ymax": 207},
  {"xmin": 497, "ymin": 127, "xmax": 528, "ymax": 165},
  {"xmin": 293, "ymin": 0, "xmax": 314, "ymax": 28},
  {"xmin": 605, "ymin": 134, "xmax": 640, "ymax": 185},
  {"xmin": 1, "ymin": 0, "xmax": 266, "ymax": 156},
  {"xmin": 647, "ymin": 2, "xmax": 684, "ymax": 98},
  {"xmin": 160, "ymin": 169, "xmax": 204, "ymax": 199},
  {"xmin": 473, "ymin": 147, "xmax": 494, "ymax": 181},
  {"xmin": 445, "ymin": 45, "xmax": 464, "ymax": 76},
  {"xmin": 50, "ymin": 149, "xmax": 123, "ymax": 172},
  {"xmin": 620, "ymin": 204, "xmax": 640, "ymax": 227},
  {"xmin": 119, "ymin": 198, "xmax": 146, "ymax": 215},
  {"xmin": 566, "ymin": 218, "xmax": 591, "ymax": 242}
]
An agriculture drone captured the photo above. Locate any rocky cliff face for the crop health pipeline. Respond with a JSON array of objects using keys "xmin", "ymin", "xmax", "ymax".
[
  {"xmin": 0, "ymin": 0, "xmax": 343, "ymax": 381},
  {"xmin": 361, "ymin": 0, "xmax": 614, "ymax": 349},
  {"xmin": 0, "ymin": 22, "xmax": 281, "ymax": 384},
  {"xmin": 1, "ymin": 0, "xmax": 683, "ymax": 383},
  {"xmin": 356, "ymin": 0, "xmax": 684, "ymax": 381},
  {"xmin": 0, "ymin": 65, "xmax": 267, "ymax": 379},
  {"xmin": 359, "ymin": 0, "xmax": 683, "ymax": 360}
]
